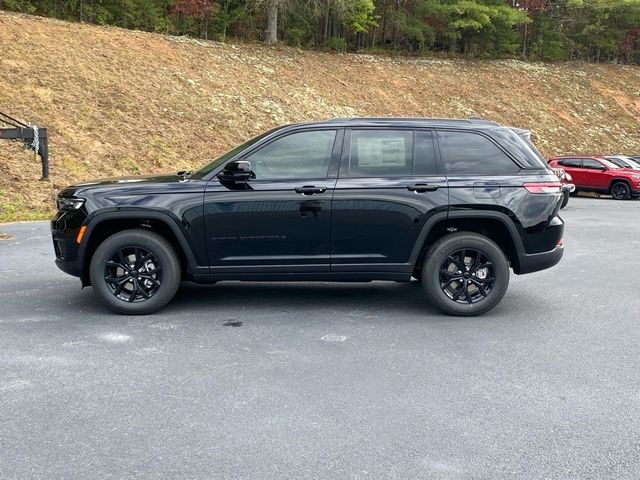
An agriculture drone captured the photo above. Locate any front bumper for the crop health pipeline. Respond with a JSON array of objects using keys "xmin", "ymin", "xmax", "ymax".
[
  {"xmin": 55, "ymin": 257, "xmax": 83, "ymax": 277},
  {"xmin": 51, "ymin": 209, "xmax": 86, "ymax": 279}
]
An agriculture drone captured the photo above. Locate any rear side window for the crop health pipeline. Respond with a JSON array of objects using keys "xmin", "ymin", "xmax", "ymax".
[
  {"xmin": 437, "ymin": 130, "xmax": 520, "ymax": 175},
  {"xmin": 349, "ymin": 130, "xmax": 412, "ymax": 177},
  {"xmin": 347, "ymin": 129, "xmax": 438, "ymax": 177},
  {"xmin": 558, "ymin": 159, "xmax": 581, "ymax": 168}
]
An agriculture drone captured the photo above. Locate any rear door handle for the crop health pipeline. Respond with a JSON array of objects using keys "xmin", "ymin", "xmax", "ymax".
[
  {"xmin": 407, "ymin": 183, "xmax": 439, "ymax": 193},
  {"xmin": 295, "ymin": 185, "xmax": 327, "ymax": 195}
]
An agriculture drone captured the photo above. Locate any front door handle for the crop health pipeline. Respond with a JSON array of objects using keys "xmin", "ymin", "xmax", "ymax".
[
  {"xmin": 407, "ymin": 183, "xmax": 439, "ymax": 193},
  {"xmin": 295, "ymin": 186, "xmax": 327, "ymax": 195}
]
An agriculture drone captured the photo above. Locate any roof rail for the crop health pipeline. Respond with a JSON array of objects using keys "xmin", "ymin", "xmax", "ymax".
[{"xmin": 324, "ymin": 116, "xmax": 499, "ymax": 125}]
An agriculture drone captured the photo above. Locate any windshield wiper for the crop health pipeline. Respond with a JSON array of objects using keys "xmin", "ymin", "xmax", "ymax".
[{"xmin": 177, "ymin": 170, "xmax": 192, "ymax": 181}]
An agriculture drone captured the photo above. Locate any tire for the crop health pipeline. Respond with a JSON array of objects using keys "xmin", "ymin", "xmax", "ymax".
[
  {"xmin": 421, "ymin": 232, "xmax": 509, "ymax": 316},
  {"xmin": 89, "ymin": 229, "xmax": 181, "ymax": 314},
  {"xmin": 560, "ymin": 190, "xmax": 569, "ymax": 209},
  {"xmin": 611, "ymin": 181, "xmax": 631, "ymax": 200}
]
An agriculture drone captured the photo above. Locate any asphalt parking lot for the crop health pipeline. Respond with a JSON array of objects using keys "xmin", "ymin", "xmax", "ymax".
[{"xmin": 1, "ymin": 196, "xmax": 639, "ymax": 479}]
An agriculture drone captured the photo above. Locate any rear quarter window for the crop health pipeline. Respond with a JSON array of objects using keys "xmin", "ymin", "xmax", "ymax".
[{"xmin": 437, "ymin": 130, "xmax": 520, "ymax": 176}]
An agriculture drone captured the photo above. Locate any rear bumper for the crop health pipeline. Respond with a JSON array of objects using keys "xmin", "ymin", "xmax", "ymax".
[{"xmin": 516, "ymin": 244, "xmax": 564, "ymax": 274}]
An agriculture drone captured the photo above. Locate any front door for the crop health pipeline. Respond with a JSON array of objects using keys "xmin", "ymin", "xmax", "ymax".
[
  {"xmin": 581, "ymin": 158, "xmax": 608, "ymax": 189},
  {"xmin": 204, "ymin": 128, "xmax": 341, "ymax": 273},
  {"xmin": 331, "ymin": 128, "xmax": 449, "ymax": 272}
]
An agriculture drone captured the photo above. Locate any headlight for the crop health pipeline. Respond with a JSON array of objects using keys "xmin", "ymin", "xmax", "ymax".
[{"xmin": 57, "ymin": 197, "xmax": 85, "ymax": 211}]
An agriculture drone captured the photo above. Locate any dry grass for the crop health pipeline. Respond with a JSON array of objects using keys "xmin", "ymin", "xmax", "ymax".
[{"xmin": 1, "ymin": 11, "xmax": 640, "ymax": 222}]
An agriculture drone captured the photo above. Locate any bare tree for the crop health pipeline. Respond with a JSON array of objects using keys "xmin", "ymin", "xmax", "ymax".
[{"xmin": 265, "ymin": 0, "xmax": 280, "ymax": 43}]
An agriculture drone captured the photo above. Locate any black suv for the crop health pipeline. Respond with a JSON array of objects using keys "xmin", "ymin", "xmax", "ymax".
[{"xmin": 51, "ymin": 118, "xmax": 564, "ymax": 316}]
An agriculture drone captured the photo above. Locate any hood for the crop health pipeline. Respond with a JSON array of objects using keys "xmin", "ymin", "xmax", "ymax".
[{"xmin": 58, "ymin": 173, "xmax": 204, "ymax": 198}]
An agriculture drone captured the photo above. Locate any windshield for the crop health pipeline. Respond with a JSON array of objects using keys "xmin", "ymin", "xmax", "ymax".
[
  {"xmin": 615, "ymin": 156, "xmax": 640, "ymax": 168},
  {"xmin": 605, "ymin": 157, "xmax": 630, "ymax": 169},
  {"xmin": 600, "ymin": 158, "xmax": 621, "ymax": 169},
  {"xmin": 627, "ymin": 159, "xmax": 640, "ymax": 168},
  {"xmin": 194, "ymin": 127, "xmax": 282, "ymax": 178}
]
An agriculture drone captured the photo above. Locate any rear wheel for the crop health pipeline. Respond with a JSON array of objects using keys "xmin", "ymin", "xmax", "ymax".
[
  {"xmin": 89, "ymin": 229, "xmax": 181, "ymax": 314},
  {"xmin": 421, "ymin": 232, "xmax": 509, "ymax": 316},
  {"xmin": 611, "ymin": 181, "xmax": 631, "ymax": 200}
]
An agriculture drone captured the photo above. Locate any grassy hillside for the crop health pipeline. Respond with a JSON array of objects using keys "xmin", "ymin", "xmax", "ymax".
[{"xmin": 1, "ymin": 11, "xmax": 640, "ymax": 222}]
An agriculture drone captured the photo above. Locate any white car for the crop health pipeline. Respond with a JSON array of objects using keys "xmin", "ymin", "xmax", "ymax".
[{"xmin": 605, "ymin": 155, "xmax": 640, "ymax": 170}]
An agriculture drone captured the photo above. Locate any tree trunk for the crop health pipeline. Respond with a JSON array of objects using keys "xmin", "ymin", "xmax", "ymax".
[
  {"xmin": 265, "ymin": 0, "xmax": 279, "ymax": 44},
  {"xmin": 323, "ymin": 4, "xmax": 330, "ymax": 46}
]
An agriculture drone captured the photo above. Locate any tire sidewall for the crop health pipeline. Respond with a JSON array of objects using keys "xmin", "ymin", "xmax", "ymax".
[
  {"xmin": 89, "ymin": 230, "xmax": 180, "ymax": 314},
  {"xmin": 422, "ymin": 233, "xmax": 510, "ymax": 316}
]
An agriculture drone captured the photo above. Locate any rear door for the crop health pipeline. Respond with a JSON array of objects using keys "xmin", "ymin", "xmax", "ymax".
[
  {"xmin": 330, "ymin": 128, "xmax": 449, "ymax": 273},
  {"xmin": 558, "ymin": 158, "xmax": 583, "ymax": 187}
]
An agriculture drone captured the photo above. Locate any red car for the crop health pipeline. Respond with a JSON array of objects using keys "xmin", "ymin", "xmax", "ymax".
[
  {"xmin": 548, "ymin": 156, "xmax": 640, "ymax": 200},
  {"xmin": 551, "ymin": 168, "xmax": 575, "ymax": 208}
]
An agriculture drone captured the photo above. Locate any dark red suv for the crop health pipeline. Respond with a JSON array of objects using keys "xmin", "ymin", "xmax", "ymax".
[{"xmin": 549, "ymin": 156, "xmax": 640, "ymax": 200}]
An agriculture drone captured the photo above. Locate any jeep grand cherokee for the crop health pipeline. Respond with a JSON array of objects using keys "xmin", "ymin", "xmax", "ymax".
[{"xmin": 52, "ymin": 118, "xmax": 564, "ymax": 316}]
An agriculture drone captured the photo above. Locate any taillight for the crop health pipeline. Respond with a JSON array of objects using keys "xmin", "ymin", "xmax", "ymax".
[{"xmin": 523, "ymin": 182, "xmax": 562, "ymax": 194}]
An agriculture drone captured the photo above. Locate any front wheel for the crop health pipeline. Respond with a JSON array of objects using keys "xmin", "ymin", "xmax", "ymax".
[
  {"xmin": 560, "ymin": 190, "xmax": 569, "ymax": 209},
  {"xmin": 421, "ymin": 232, "xmax": 509, "ymax": 316},
  {"xmin": 611, "ymin": 182, "xmax": 631, "ymax": 200},
  {"xmin": 89, "ymin": 229, "xmax": 181, "ymax": 314}
]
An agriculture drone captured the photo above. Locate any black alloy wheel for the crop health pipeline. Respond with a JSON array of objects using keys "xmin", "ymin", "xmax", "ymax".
[
  {"xmin": 611, "ymin": 182, "xmax": 630, "ymax": 200},
  {"xmin": 439, "ymin": 249, "xmax": 495, "ymax": 304},
  {"xmin": 421, "ymin": 232, "xmax": 509, "ymax": 316},
  {"xmin": 104, "ymin": 246, "xmax": 162, "ymax": 303},
  {"xmin": 89, "ymin": 229, "xmax": 181, "ymax": 314}
]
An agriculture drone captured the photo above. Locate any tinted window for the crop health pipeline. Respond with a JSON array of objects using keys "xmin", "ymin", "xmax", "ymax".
[
  {"xmin": 247, "ymin": 130, "xmax": 336, "ymax": 180},
  {"xmin": 438, "ymin": 131, "xmax": 519, "ymax": 175},
  {"xmin": 349, "ymin": 130, "xmax": 413, "ymax": 177},
  {"xmin": 494, "ymin": 129, "xmax": 548, "ymax": 169},
  {"xmin": 414, "ymin": 130, "xmax": 438, "ymax": 175},
  {"xmin": 195, "ymin": 127, "xmax": 282, "ymax": 178},
  {"xmin": 558, "ymin": 159, "xmax": 581, "ymax": 168},
  {"xmin": 582, "ymin": 159, "xmax": 604, "ymax": 170}
]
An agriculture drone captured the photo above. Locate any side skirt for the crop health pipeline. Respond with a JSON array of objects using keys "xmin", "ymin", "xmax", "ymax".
[{"xmin": 191, "ymin": 272, "xmax": 412, "ymax": 283}]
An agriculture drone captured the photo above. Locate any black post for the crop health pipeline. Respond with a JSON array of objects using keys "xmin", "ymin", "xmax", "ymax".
[
  {"xmin": 38, "ymin": 128, "xmax": 49, "ymax": 180},
  {"xmin": 0, "ymin": 126, "xmax": 49, "ymax": 179}
]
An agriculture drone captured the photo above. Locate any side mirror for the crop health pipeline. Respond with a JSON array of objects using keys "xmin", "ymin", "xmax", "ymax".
[{"xmin": 218, "ymin": 160, "xmax": 255, "ymax": 183}]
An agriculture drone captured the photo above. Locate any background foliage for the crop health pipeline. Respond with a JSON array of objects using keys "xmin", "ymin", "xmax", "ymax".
[{"xmin": 1, "ymin": 0, "xmax": 640, "ymax": 62}]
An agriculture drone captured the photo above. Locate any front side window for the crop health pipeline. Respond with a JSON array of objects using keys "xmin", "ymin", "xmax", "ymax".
[
  {"xmin": 246, "ymin": 130, "xmax": 337, "ymax": 180},
  {"xmin": 582, "ymin": 159, "xmax": 606, "ymax": 170},
  {"xmin": 438, "ymin": 130, "xmax": 520, "ymax": 176}
]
